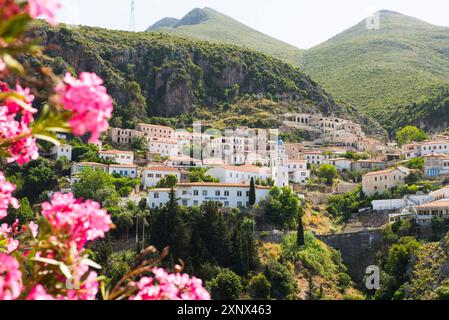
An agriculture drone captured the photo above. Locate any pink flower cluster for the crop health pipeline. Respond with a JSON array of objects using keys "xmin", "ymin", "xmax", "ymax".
[
  {"xmin": 131, "ymin": 268, "xmax": 211, "ymax": 300},
  {"xmin": 0, "ymin": 0, "xmax": 21, "ymax": 20},
  {"xmin": 0, "ymin": 171, "xmax": 19, "ymax": 220},
  {"xmin": 0, "ymin": 223, "xmax": 19, "ymax": 253},
  {"xmin": 0, "ymin": 83, "xmax": 39, "ymax": 166},
  {"xmin": 0, "ymin": 253, "xmax": 22, "ymax": 300},
  {"xmin": 0, "ymin": 0, "xmax": 60, "ymax": 25},
  {"xmin": 56, "ymin": 73, "xmax": 113, "ymax": 143},
  {"xmin": 41, "ymin": 192, "xmax": 112, "ymax": 250},
  {"xmin": 27, "ymin": 0, "xmax": 61, "ymax": 25}
]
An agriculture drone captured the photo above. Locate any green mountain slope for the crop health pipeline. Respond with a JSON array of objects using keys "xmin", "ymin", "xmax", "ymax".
[
  {"xmin": 35, "ymin": 23, "xmax": 382, "ymax": 135},
  {"xmin": 301, "ymin": 10, "xmax": 449, "ymax": 125},
  {"xmin": 147, "ymin": 7, "xmax": 304, "ymax": 67}
]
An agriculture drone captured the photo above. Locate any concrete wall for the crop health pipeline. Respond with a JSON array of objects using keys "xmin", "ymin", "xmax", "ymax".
[{"xmin": 317, "ymin": 229, "xmax": 383, "ymax": 284}]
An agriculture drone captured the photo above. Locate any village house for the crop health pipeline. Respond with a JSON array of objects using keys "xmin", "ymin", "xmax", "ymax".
[
  {"xmin": 148, "ymin": 138, "xmax": 180, "ymax": 157},
  {"xmin": 401, "ymin": 137, "xmax": 449, "ymax": 159},
  {"xmin": 402, "ymin": 143, "xmax": 422, "ymax": 160},
  {"xmin": 287, "ymin": 159, "xmax": 310, "ymax": 184},
  {"xmin": 283, "ymin": 113, "xmax": 363, "ymax": 136},
  {"xmin": 165, "ymin": 156, "xmax": 203, "ymax": 168},
  {"xmin": 99, "ymin": 150, "xmax": 134, "ymax": 165},
  {"xmin": 147, "ymin": 182, "xmax": 271, "ymax": 209},
  {"xmin": 141, "ymin": 166, "xmax": 181, "ymax": 188},
  {"xmin": 108, "ymin": 127, "xmax": 147, "ymax": 145},
  {"xmin": 362, "ymin": 166, "xmax": 410, "ymax": 196},
  {"xmin": 284, "ymin": 143, "xmax": 304, "ymax": 160},
  {"xmin": 206, "ymin": 165, "xmax": 272, "ymax": 185},
  {"xmin": 328, "ymin": 158, "xmax": 353, "ymax": 171},
  {"xmin": 351, "ymin": 159, "xmax": 386, "ymax": 172},
  {"xmin": 51, "ymin": 144, "xmax": 72, "ymax": 161},
  {"xmin": 108, "ymin": 164, "xmax": 138, "ymax": 179},
  {"xmin": 136, "ymin": 123, "xmax": 174, "ymax": 140},
  {"xmin": 372, "ymin": 194, "xmax": 432, "ymax": 212},
  {"xmin": 415, "ymin": 200, "xmax": 449, "ymax": 225},
  {"xmin": 423, "ymin": 154, "xmax": 449, "ymax": 177},
  {"xmin": 301, "ymin": 150, "xmax": 329, "ymax": 166},
  {"xmin": 70, "ymin": 162, "xmax": 109, "ymax": 185}
]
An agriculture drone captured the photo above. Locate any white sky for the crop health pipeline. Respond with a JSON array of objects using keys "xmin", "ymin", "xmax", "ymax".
[{"xmin": 58, "ymin": 0, "xmax": 449, "ymax": 49}]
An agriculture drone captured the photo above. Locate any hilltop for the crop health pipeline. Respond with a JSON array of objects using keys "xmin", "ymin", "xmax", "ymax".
[{"xmin": 147, "ymin": 7, "xmax": 304, "ymax": 67}]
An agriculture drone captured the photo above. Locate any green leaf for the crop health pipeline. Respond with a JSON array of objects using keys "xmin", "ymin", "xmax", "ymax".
[
  {"xmin": 33, "ymin": 133, "xmax": 61, "ymax": 146},
  {"xmin": 80, "ymin": 258, "xmax": 102, "ymax": 270},
  {"xmin": 0, "ymin": 14, "xmax": 32, "ymax": 40},
  {"xmin": 32, "ymin": 257, "xmax": 61, "ymax": 266}
]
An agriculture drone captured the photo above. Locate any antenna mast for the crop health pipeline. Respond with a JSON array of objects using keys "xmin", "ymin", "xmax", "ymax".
[{"xmin": 129, "ymin": 0, "xmax": 136, "ymax": 32}]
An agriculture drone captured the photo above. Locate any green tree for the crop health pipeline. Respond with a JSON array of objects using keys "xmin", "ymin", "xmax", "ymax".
[
  {"xmin": 156, "ymin": 174, "xmax": 178, "ymax": 188},
  {"xmin": 248, "ymin": 274, "xmax": 271, "ymax": 299},
  {"xmin": 249, "ymin": 177, "xmax": 256, "ymax": 207},
  {"xmin": 131, "ymin": 136, "xmax": 148, "ymax": 152},
  {"xmin": 318, "ymin": 163, "xmax": 338, "ymax": 186},
  {"xmin": 207, "ymin": 269, "xmax": 243, "ymax": 300},
  {"xmin": 297, "ymin": 206, "xmax": 305, "ymax": 246},
  {"xmin": 264, "ymin": 187, "xmax": 301, "ymax": 229},
  {"xmin": 396, "ymin": 126, "xmax": 428, "ymax": 147},
  {"xmin": 73, "ymin": 168, "xmax": 120, "ymax": 207},
  {"xmin": 264, "ymin": 260, "xmax": 297, "ymax": 300}
]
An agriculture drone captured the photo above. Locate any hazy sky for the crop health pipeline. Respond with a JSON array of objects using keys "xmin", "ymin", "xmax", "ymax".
[{"xmin": 58, "ymin": 0, "xmax": 449, "ymax": 49}]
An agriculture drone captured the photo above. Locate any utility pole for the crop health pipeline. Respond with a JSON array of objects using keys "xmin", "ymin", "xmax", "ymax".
[{"xmin": 129, "ymin": 0, "xmax": 136, "ymax": 32}]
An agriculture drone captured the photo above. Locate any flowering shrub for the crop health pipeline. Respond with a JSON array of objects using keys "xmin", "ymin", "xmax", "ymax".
[{"xmin": 0, "ymin": 0, "xmax": 209, "ymax": 300}]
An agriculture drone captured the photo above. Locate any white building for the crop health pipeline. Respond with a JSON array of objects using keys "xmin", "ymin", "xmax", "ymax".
[
  {"xmin": 372, "ymin": 194, "xmax": 432, "ymax": 212},
  {"xmin": 206, "ymin": 165, "xmax": 272, "ymax": 185},
  {"xmin": 147, "ymin": 182, "xmax": 271, "ymax": 209},
  {"xmin": 149, "ymin": 138, "xmax": 180, "ymax": 157},
  {"xmin": 165, "ymin": 156, "xmax": 203, "ymax": 168},
  {"xmin": 51, "ymin": 144, "xmax": 72, "ymax": 161},
  {"xmin": 137, "ymin": 123, "xmax": 174, "ymax": 140},
  {"xmin": 328, "ymin": 158, "xmax": 353, "ymax": 171},
  {"xmin": 401, "ymin": 137, "xmax": 449, "ymax": 159},
  {"xmin": 287, "ymin": 159, "xmax": 310, "ymax": 184},
  {"xmin": 108, "ymin": 164, "xmax": 138, "ymax": 179},
  {"xmin": 99, "ymin": 150, "xmax": 134, "ymax": 165},
  {"xmin": 142, "ymin": 166, "xmax": 181, "ymax": 188},
  {"xmin": 301, "ymin": 151, "xmax": 329, "ymax": 166}
]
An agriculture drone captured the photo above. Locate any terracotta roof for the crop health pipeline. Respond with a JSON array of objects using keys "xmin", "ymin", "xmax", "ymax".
[
  {"xmin": 138, "ymin": 123, "xmax": 174, "ymax": 130},
  {"xmin": 423, "ymin": 154, "xmax": 449, "ymax": 159},
  {"xmin": 356, "ymin": 159, "xmax": 385, "ymax": 163},
  {"xmin": 109, "ymin": 164, "xmax": 138, "ymax": 168},
  {"xmin": 422, "ymin": 139, "xmax": 449, "ymax": 145},
  {"xmin": 363, "ymin": 166, "xmax": 408, "ymax": 177},
  {"xmin": 148, "ymin": 188, "xmax": 173, "ymax": 192},
  {"xmin": 143, "ymin": 166, "xmax": 180, "ymax": 172},
  {"xmin": 329, "ymin": 158, "xmax": 352, "ymax": 162},
  {"xmin": 417, "ymin": 200, "xmax": 449, "ymax": 209},
  {"xmin": 218, "ymin": 165, "xmax": 271, "ymax": 174},
  {"xmin": 99, "ymin": 150, "xmax": 133, "ymax": 155},
  {"xmin": 176, "ymin": 182, "xmax": 271, "ymax": 189},
  {"xmin": 78, "ymin": 162, "xmax": 108, "ymax": 167}
]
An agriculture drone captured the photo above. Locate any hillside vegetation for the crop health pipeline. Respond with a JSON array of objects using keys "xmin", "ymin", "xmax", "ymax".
[
  {"xmin": 301, "ymin": 10, "xmax": 449, "ymax": 124},
  {"xmin": 147, "ymin": 7, "xmax": 304, "ymax": 68},
  {"xmin": 34, "ymin": 22, "xmax": 383, "ymax": 134}
]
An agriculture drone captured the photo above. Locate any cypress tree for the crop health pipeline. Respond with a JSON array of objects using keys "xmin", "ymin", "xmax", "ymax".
[
  {"xmin": 249, "ymin": 177, "xmax": 256, "ymax": 207},
  {"xmin": 297, "ymin": 206, "xmax": 305, "ymax": 246}
]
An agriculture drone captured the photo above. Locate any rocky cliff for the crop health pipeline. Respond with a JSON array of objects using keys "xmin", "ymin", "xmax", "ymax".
[{"xmin": 33, "ymin": 22, "xmax": 383, "ymax": 134}]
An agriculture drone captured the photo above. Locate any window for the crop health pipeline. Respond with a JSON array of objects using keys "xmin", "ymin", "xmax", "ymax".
[
  {"xmin": 246, "ymin": 191, "xmax": 250, "ymax": 197},
  {"xmin": 193, "ymin": 190, "xmax": 199, "ymax": 196},
  {"xmin": 182, "ymin": 200, "xmax": 188, "ymax": 206},
  {"xmin": 224, "ymin": 201, "xmax": 229, "ymax": 207},
  {"xmin": 182, "ymin": 191, "xmax": 188, "ymax": 195},
  {"xmin": 202, "ymin": 190, "xmax": 208, "ymax": 196},
  {"xmin": 224, "ymin": 191, "xmax": 230, "ymax": 196},
  {"xmin": 237, "ymin": 201, "xmax": 243, "ymax": 207},
  {"xmin": 154, "ymin": 193, "xmax": 159, "ymax": 199},
  {"xmin": 215, "ymin": 190, "xmax": 221, "ymax": 196},
  {"xmin": 237, "ymin": 191, "xmax": 243, "ymax": 197},
  {"xmin": 193, "ymin": 200, "xmax": 199, "ymax": 206}
]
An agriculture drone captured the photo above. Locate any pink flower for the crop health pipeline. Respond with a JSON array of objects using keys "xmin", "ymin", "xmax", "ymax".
[
  {"xmin": 0, "ymin": 171, "xmax": 19, "ymax": 220},
  {"xmin": 29, "ymin": 221, "xmax": 38, "ymax": 238},
  {"xmin": 41, "ymin": 192, "xmax": 112, "ymax": 249},
  {"xmin": 27, "ymin": 0, "xmax": 61, "ymax": 25},
  {"xmin": 26, "ymin": 285, "xmax": 54, "ymax": 300},
  {"xmin": 130, "ymin": 268, "xmax": 210, "ymax": 300},
  {"xmin": 0, "ymin": 83, "xmax": 38, "ymax": 166},
  {"xmin": 0, "ymin": 0, "xmax": 21, "ymax": 20},
  {"xmin": 0, "ymin": 58, "xmax": 5, "ymax": 72},
  {"xmin": 0, "ymin": 253, "xmax": 23, "ymax": 300},
  {"xmin": 56, "ymin": 73, "xmax": 113, "ymax": 143}
]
